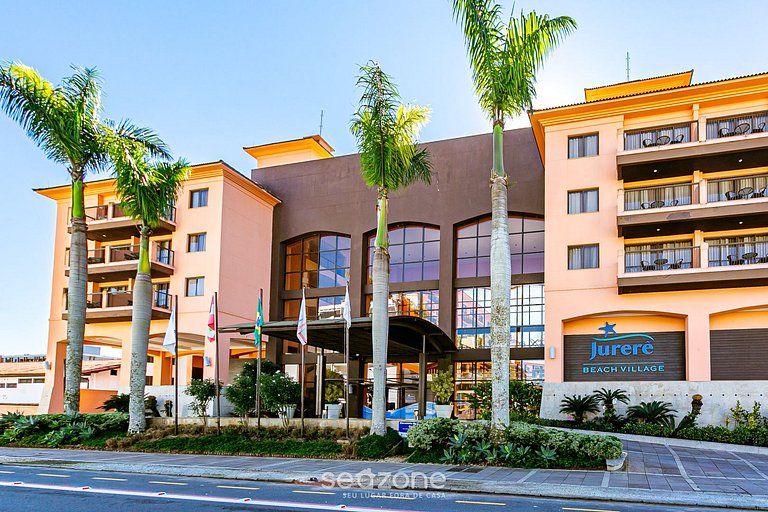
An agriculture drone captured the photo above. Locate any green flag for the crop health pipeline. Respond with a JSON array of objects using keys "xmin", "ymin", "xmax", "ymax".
[{"xmin": 255, "ymin": 295, "xmax": 264, "ymax": 346}]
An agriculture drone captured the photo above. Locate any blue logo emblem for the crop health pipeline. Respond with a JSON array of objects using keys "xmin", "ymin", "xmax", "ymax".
[{"xmin": 582, "ymin": 323, "xmax": 664, "ymax": 376}]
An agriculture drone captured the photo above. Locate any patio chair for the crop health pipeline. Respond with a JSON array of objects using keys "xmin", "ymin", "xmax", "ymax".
[
  {"xmin": 669, "ymin": 199, "xmax": 679, "ymax": 207},
  {"xmin": 727, "ymin": 255, "xmax": 743, "ymax": 265},
  {"xmin": 719, "ymin": 127, "xmax": 733, "ymax": 137},
  {"xmin": 640, "ymin": 202, "xmax": 652, "ymax": 209},
  {"xmin": 671, "ymin": 133, "xmax": 685, "ymax": 144},
  {"xmin": 640, "ymin": 260, "xmax": 654, "ymax": 271},
  {"xmin": 649, "ymin": 200, "xmax": 665, "ymax": 208},
  {"xmin": 737, "ymin": 186, "xmax": 754, "ymax": 199},
  {"xmin": 734, "ymin": 122, "xmax": 751, "ymax": 135},
  {"xmin": 753, "ymin": 122, "xmax": 766, "ymax": 133},
  {"xmin": 668, "ymin": 258, "xmax": 684, "ymax": 269},
  {"xmin": 655, "ymin": 135, "xmax": 671, "ymax": 145},
  {"xmin": 642, "ymin": 139, "xmax": 655, "ymax": 147},
  {"xmin": 754, "ymin": 187, "xmax": 766, "ymax": 198},
  {"xmin": 725, "ymin": 191, "xmax": 738, "ymax": 200}
]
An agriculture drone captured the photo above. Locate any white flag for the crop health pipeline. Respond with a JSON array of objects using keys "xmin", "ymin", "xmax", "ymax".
[
  {"xmin": 162, "ymin": 301, "xmax": 177, "ymax": 356},
  {"xmin": 297, "ymin": 289, "xmax": 308, "ymax": 345},
  {"xmin": 342, "ymin": 283, "xmax": 351, "ymax": 329}
]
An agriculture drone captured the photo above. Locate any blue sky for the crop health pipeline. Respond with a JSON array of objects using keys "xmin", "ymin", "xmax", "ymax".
[{"xmin": 1, "ymin": 1, "xmax": 766, "ymax": 354}]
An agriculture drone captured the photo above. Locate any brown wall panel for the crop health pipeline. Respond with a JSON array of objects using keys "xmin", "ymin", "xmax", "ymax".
[
  {"xmin": 564, "ymin": 331, "xmax": 685, "ymax": 382},
  {"xmin": 711, "ymin": 329, "xmax": 768, "ymax": 380}
]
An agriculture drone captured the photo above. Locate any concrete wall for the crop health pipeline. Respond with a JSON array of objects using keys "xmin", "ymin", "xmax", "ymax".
[{"xmin": 541, "ymin": 380, "xmax": 768, "ymax": 426}]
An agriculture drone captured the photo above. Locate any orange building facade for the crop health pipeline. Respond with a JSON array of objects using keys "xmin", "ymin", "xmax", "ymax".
[
  {"xmin": 531, "ymin": 71, "xmax": 768, "ymax": 424},
  {"xmin": 36, "ymin": 161, "xmax": 279, "ymax": 414}
]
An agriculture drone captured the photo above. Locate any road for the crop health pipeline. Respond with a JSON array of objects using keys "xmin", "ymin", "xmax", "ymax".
[{"xmin": 0, "ymin": 464, "xmax": 749, "ymax": 512}]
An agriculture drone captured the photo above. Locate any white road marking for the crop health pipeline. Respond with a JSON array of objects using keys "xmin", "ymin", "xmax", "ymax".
[
  {"xmin": 0, "ymin": 471, "xmax": 14, "ymax": 474},
  {"xmin": 371, "ymin": 494, "xmax": 416, "ymax": 500},
  {"xmin": 0, "ymin": 480, "xmax": 409, "ymax": 511},
  {"xmin": 292, "ymin": 489, "xmax": 336, "ymax": 495},
  {"xmin": 92, "ymin": 477, "xmax": 128, "ymax": 482},
  {"xmin": 456, "ymin": 500, "xmax": 506, "ymax": 506},
  {"xmin": 148, "ymin": 480, "xmax": 187, "ymax": 486},
  {"xmin": 36, "ymin": 473, "xmax": 69, "ymax": 478}
]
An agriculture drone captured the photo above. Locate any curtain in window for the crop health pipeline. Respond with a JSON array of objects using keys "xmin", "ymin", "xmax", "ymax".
[{"xmin": 568, "ymin": 245, "xmax": 598, "ymax": 269}]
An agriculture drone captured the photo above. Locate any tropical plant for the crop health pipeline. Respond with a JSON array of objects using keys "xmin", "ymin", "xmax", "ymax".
[
  {"xmin": 107, "ymin": 136, "xmax": 189, "ymax": 433},
  {"xmin": 535, "ymin": 446, "xmax": 557, "ymax": 465},
  {"xmin": 0, "ymin": 62, "xmax": 169, "ymax": 414},
  {"xmin": 627, "ymin": 401, "xmax": 677, "ymax": 426},
  {"xmin": 185, "ymin": 378, "xmax": 218, "ymax": 431},
  {"xmin": 259, "ymin": 372, "xmax": 301, "ymax": 415},
  {"xmin": 223, "ymin": 369, "xmax": 257, "ymax": 420},
  {"xmin": 559, "ymin": 394, "xmax": 600, "ymax": 424},
  {"xmin": 350, "ymin": 62, "xmax": 432, "ymax": 435},
  {"xmin": 452, "ymin": 0, "xmax": 575, "ymax": 428},
  {"xmin": 429, "ymin": 370, "xmax": 455, "ymax": 405},
  {"xmin": 468, "ymin": 380, "xmax": 542, "ymax": 420},
  {"xmin": 324, "ymin": 368, "xmax": 344, "ymax": 405},
  {"xmin": 593, "ymin": 388, "xmax": 629, "ymax": 415},
  {"xmin": 98, "ymin": 393, "xmax": 131, "ymax": 413}
]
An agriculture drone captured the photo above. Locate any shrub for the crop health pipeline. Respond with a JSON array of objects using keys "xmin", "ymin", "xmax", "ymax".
[
  {"xmin": 621, "ymin": 422, "xmax": 672, "ymax": 437},
  {"xmin": 627, "ymin": 401, "xmax": 677, "ymax": 426},
  {"xmin": 324, "ymin": 368, "xmax": 344, "ymax": 405},
  {"xmin": 99, "ymin": 394, "xmax": 131, "ymax": 413},
  {"xmin": 356, "ymin": 428, "xmax": 403, "ymax": 459},
  {"xmin": 559, "ymin": 394, "xmax": 600, "ymax": 424},
  {"xmin": 468, "ymin": 380, "xmax": 542, "ymax": 420},
  {"xmin": 406, "ymin": 417, "xmax": 458, "ymax": 450},
  {"xmin": 223, "ymin": 372, "xmax": 257, "ymax": 419},
  {"xmin": 259, "ymin": 372, "xmax": 301, "ymax": 414},
  {"xmin": 593, "ymin": 388, "xmax": 629, "ymax": 416},
  {"xmin": 730, "ymin": 401, "xmax": 767, "ymax": 429},
  {"xmin": 429, "ymin": 370, "xmax": 454, "ymax": 405}
]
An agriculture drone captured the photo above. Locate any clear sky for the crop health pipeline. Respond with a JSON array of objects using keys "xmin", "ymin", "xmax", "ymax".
[{"xmin": 1, "ymin": 0, "xmax": 766, "ymax": 354}]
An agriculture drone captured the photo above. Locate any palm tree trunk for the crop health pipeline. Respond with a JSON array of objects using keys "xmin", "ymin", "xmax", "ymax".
[
  {"xmin": 64, "ymin": 174, "xmax": 87, "ymax": 415},
  {"xmin": 490, "ymin": 120, "xmax": 511, "ymax": 429},
  {"xmin": 371, "ymin": 191, "xmax": 390, "ymax": 436},
  {"xmin": 128, "ymin": 226, "xmax": 153, "ymax": 433}
]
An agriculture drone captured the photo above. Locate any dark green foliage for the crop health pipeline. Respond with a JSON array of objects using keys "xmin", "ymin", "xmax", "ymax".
[
  {"xmin": 185, "ymin": 378, "xmax": 218, "ymax": 417},
  {"xmin": 324, "ymin": 368, "xmax": 344, "ymax": 405},
  {"xmin": 223, "ymin": 371, "xmax": 257, "ymax": 418},
  {"xmin": 259, "ymin": 372, "xmax": 301, "ymax": 414},
  {"xmin": 405, "ymin": 448, "xmax": 444, "ymax": 464},
  {"xmin": 468, "ymin": 380, "xmax": 542, "ymax": 420},
  {"xmin": 356, "ymin": 428, "xmax": 403, "ymax": 459},
  {"xmin": 627, "ymin": 401, "xmax": 677, "ymax": 426},
  {"xmin": 593, "ymin": 388, "xmax": 629, "ymax": 415},
  {"xmin": 0, "ymin": 413, "xmax": 128, "ymax": 447},
  {"xmin": 559, "ymin": 394, "xmax": 600, "ymax": 424},
  {"xmin": 132, "ymin": 433, "xmax": 341, "ymax": 457},
  {"xmin": 99, "ymin": 393, "xmax": 131, "ymax": 413}
]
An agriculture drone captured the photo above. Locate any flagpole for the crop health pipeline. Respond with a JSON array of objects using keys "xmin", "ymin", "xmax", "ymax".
[
  {"xmin": 174, "ymin": 295, "xmax": 179, "ymax": 436},
  {"xmin": 300, "ymin": 340, "xmax": 305, "ymax": 437},
  {"xmin": 214, "ymin": 291, "xmax": 221, "ymax": 435},
  {"xmin": 256, "ymin": 288, "xmax": 263, "ymax": 430},
  {"xmin": 345, "ymin": 316, "xmax": 350, "ymax": 439}
]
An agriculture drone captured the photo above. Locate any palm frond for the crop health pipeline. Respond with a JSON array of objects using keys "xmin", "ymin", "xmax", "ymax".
[
  {"xmin": 350, "ymin": 63, "xmax": 432, "ymax": 192},
  {"xmin": 106, "ymin": 118, "xmax": 171, "ymax": 161}
]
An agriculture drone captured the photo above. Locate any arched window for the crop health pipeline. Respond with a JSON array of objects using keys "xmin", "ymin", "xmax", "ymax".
[
  {"xmin": 284, "ymin": 233, "xmax": 350, "ymax": 290},
  {"xmin": 456, "ymin": 216, "xmax": 544, "ymax": 278},
  {"xmin": 367, "ymin": 225, "xmax": 439, "ymax": 283}
]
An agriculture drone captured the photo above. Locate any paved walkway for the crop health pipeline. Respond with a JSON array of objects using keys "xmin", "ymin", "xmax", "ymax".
[{"xmin": 1, "ymin": 439, "xmax": 767, "ymax": 509}]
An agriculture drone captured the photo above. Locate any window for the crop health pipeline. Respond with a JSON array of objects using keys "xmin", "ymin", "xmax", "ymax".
[
  {"xmin": 5, "ymin": 383, "xmax": 16, "ymax": 389},
  {"xmin": 17, "ymin": 378, "xmax": 33, "ymax": 384},
  {"xmin": 186, "ymin": 277, "xmax": 205, "ymax": 296},
  {"xmin": 33, "ymin": 378, "xmax": 45, "ymax": 383},
  {"xmin": 568, "ymin": 134, "xmax": 599, "ymax": 158},
  {"xmin": 455, "ymin": 284, "xmax": 544, "ymax": 349},
  {"xmin": 154, "ymin": 283, "xmax": 171, "ymax": 308},
  {"xmin": 367, "ymin": 226, "xmax": 439, "ymax": 283},
  {"xmin": 454, "ymin": 359, "xmax": 543, "ymax": 416},
  {"xmin": 188, "ymin": 233, "xmax": 207, "ymax": 252},
  {"xmin": 190, "ymin": 189, "xmax": 208, "ymax": 208},
  {"xmin": 284, "ymin": 234, "xmax": 350, "ymax": 290},
  {"xmin": 456, "ymin": 216, "xmax": 543, "ymax": 277},
  {"xmin": 364, "ymin": 290, "xmax": 439, "ymax": 325},
  {"xmin": 568, "ymin": 245, "xmax": 599, "ymax": 269},
  {"xmin": 283, "ymin": 295, "xmax": 344, "ymax": 321},
  {"xmin": 567, "ymin": 189, "xmax": 599, "ymax": 214},
  {"xmin": 109, "ymin": 369, "xmax": 118, "ymax": 376}
]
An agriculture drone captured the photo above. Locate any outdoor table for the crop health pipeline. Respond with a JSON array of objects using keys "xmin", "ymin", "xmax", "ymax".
[
  {"xmin": 742, "ymin": 251, "xmax": 758, "ymax": 263},
  {"xmin": 653, "ymin": 258, "xmax": 668, "ymax": 269}
]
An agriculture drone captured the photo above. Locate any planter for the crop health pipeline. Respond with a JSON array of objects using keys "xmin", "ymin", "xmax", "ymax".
[
  {"xmin": 435, "ymin": 404, "xmax": 453, "ymax": 418},
  {"xmin": 325, "ymin": 403, "xmax": 342, "ymax": 419},
  {"xmin": 278, "ymin": 405, "xmax": 296, "ymax": 419}
]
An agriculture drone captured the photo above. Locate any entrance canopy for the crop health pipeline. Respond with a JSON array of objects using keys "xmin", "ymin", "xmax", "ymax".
[{"xmin": 219, "ymin": 316, "xmax": 455, "ymax": 358}]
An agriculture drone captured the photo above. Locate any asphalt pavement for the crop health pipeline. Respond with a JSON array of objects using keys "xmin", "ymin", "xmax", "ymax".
[{"xmin": 0, "ymin": 464, "xmax": 749, "ymax": 512}]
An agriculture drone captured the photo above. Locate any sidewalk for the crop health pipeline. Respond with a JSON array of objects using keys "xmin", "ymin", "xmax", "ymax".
[{"xmin": 1, "ymin": 438, "xmax": 767, "ymax": 509}]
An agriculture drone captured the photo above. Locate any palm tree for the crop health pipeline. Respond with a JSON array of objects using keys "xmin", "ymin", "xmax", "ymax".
[
  {"xmin": 559, "ymin": 394, "xmax": 599, "ymax": 424},
  {"xmin": 108, "ymin": 138, "xmax": 189, "ymax": 432},
  {"xmin": 350, "ymin": 63, "xmax": 432, "ymax": 436},
  {"xmin": 0, "ymin": 62, "xmax": 169, "ymax": 414},
  {"xmin": 452, "ymin": 1, "xmax": 576, "ymax": 428},
  {"xmin": 593, "ymin": 387, "xmax": 630, "ymax": 415}
]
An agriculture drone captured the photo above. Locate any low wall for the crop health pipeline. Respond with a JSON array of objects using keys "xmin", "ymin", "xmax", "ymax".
[
  {"xmin": 149, "ymin": 417, "xmax": 375, "ymax": 430},
  {"xmin": 541, "ymin": 380, "xmax": 768, "ymax": 426},
  {"xmin": 80, "ymin": 389, "xmax": 119, "ymax": 414}
]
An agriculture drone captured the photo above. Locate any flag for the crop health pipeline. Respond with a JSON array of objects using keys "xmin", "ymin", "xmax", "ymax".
[
  {"xmin": 342, "ymin": 283, "xmax": 351, "ymax": 330},
  {"xmin": 255, "ymin": 295, "xmax": 264, "ymax": 347},
  {"xmin": 162, "ymin": 301, "xmax": 177, "ymax": 356},
  {"xmin": 206, "ymin": 295, "xmax": 216, "ymax": 343},
  {"xmin": 296, "ymin": 289, "xmax": 308, "ymax": 345}
]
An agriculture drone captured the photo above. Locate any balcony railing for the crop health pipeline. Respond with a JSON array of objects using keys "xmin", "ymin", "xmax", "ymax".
[
  {"xmin": 623, "ymin": 246, "xmax": 699, "ymax": 273},
  {"xmin": 707, "ymin": 174, "xmax": 768, "ymax": 202},
  {"xmin": 624, "ymin": 122, "xmax": 694, "ymax": 150},
  {"xmin": 706, "ymin": 111, "xmax": 768, "ymax": 139},
  {"xmin": 707, "ymin": 242, "xmax": 768, "ymax": 267},
  {"xmin": 624, "ymin": 183, "xmax": 695, "ymax": 211},
  {"xmin": 77, "ymin": 288, "xmax": 172, "ymax": 311},
  {"xmin": 71, "ymin": 204, "xmax": 176, "ymax": 223}
]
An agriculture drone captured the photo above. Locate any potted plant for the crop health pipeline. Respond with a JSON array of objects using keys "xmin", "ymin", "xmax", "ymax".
[
  {"xmin": 324, "ymin": 369, "xmax": 344, "ymax": 419},
  {"xmin": 429, "ymin": 370, "xmax": 454, "ymax": 418},
  {"xmin": 259, "ymin": 372, "xmax": 300, "ymax": 425}
]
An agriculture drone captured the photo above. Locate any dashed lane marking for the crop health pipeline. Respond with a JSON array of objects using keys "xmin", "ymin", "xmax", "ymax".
[
  {"xmin": 148, "ymin": 481, "xmax": 187, "ymax": 486},
  {"xmin": 0, "ymin": 471, "xmax": 14, "ymax": 474},
  {"xmin": 92, "ymin": 477, "xmax": 128, "ymax": 482},
  {"xmin": 216, "ymin": 485, "xmax": 260, "ymax": 491},
  {"xmin": 370, "ymin": 494, "xmax": 416, "ymax": 500},
  {"xmin": 291, "ymin": 490, "xmax": 336, "ymax": 495},
  {"xmin": 36, "ymin": 473, "xmax": 69, "ymax": 478},
  {"xmin": 456, "ymin": 500, "xmax": 506, "ymax": 506}
]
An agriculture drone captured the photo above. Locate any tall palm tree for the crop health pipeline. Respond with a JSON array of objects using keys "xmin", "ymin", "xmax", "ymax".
[
  {"xmin": 0, "ymin": 62, "xmax": 169, "ymax": 414},
  {"xmin": 108, "ymin": 138, "xmax": 189, "ymax": 432},
  {"xmin": 452, "ymin": 1, "xmax": 575, "ymax": 428},
  {"xmin": 350, "ymin": 63, "xmax": 432, "ymax": 436}
]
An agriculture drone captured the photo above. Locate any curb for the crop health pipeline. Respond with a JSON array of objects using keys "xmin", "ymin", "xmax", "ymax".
[{"xmin": 1, "ymin": 456, "xmax": 766, "ymax": 510}]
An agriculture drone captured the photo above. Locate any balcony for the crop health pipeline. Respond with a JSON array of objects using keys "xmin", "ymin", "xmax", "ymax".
[
  {"xmin": 63, "ymin": 288, "xmax": 172, "ymax": 323},
  {"xmin": 618, "ymin": 242, "xmax": 768, "ymax": 293},
  {"xmin": 69, "ymin": 203, "xmax": 176, "ymax": 242},
  {"xmin": 617, "ymin": 111, "xmax": 768, "ymax": 182},
  {"xmin": 618, "ymin": 173, "xmax": 768, "ymax": 237},
  {"xmin": 65, "ymin": 243, "xmax": 174, "ymax": 282}
]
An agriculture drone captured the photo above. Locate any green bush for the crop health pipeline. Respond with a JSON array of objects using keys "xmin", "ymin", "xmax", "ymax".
[
  {"xmin": 468, "ymin": 380, "xmax": 542, "ymax": 420},
  {"xmin": 429, "ymin": 370, "xmax": 454, "ymax": 405},
  {"xmin": 132, "ymin": 433, "xmax": 342, "ymax": 457},
  {"xmin": 185, "ymin": 379, "xmax": 218, "ymax": 417},
  {"xmin": 559, "ymin": 394, "xmax": 600, "ymax": 424},
  {"xmin": 356, "ymin": 428, "xmax": 403, "ymax": 459},
  {"xmin": 626, "ymin": 401, "xmax": 677, "ymax": 426},
  {"xmin": 406, "ymin": 417, "xmax": 458, "ymax": 450},
  {"xmin": 0, "ymin": 413, "xmax": 128, "ymax": 447},
  {"xmin": 259, "ymin": 372, "xmax": 301, "ymax": 414}
]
